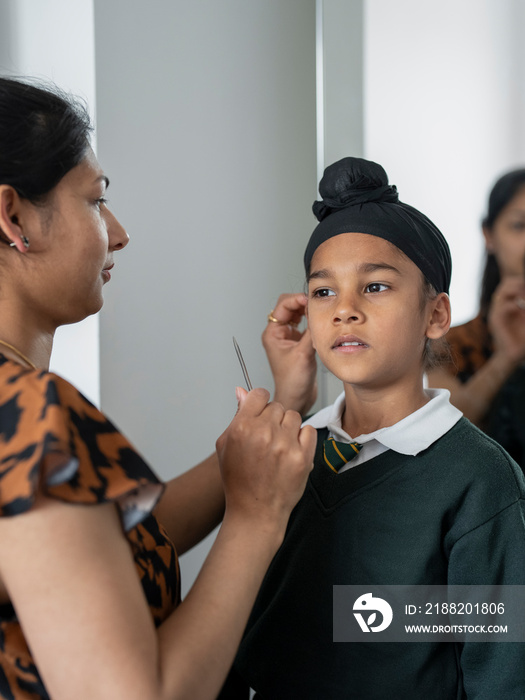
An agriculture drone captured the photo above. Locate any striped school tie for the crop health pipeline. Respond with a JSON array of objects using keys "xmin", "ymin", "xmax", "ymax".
[{"xmin": 323, "ymin": 436, "xmax": 362, "ymax": 473}]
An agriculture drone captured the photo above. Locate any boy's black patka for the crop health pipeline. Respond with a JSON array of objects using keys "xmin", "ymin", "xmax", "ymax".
[{"xmin": 305, "ymin": 156, "xmax": 452, "ymax": 294}]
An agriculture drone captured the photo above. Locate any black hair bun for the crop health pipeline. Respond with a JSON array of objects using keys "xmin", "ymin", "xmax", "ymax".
[{"xmin": 313, "ymin": 156, "xmax": 399, "ymax": 222}]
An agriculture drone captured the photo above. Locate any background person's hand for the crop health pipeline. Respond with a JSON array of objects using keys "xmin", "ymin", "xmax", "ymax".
[
  {"xmin": 262, "ymin": 293, "xmax": 317, "ymax": 415},
  {"xmin": 488, "ymin": 276, "xmax": 525, "ymax": 367}
]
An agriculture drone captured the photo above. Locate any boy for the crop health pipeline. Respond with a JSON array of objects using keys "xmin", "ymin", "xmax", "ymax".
[{"xmin": 228, "ymin": 157, "xmax": 525, "ymax": 699}]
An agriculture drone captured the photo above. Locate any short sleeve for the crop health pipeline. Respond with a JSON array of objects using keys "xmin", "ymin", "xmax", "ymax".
[
  {"xmin": 442, "ymin": 315, "xmax": 493, "ymax": 383},
  {"xmin": 0, "ymin": 359, "xmax": 164, "ymax": 532}
]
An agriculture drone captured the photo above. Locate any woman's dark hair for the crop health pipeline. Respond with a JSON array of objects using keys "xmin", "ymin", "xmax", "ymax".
[
  {"xmin": 480, "ymin": 168, "xmax": 525, "ymax": 315},
  {"xmin": 0, "ymin": 77, "xmax": 92, "ymax": 204}
]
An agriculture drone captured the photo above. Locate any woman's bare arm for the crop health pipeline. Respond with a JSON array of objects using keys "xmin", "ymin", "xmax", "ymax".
[
  {"xmin": 0, "ymin": 389, "xmax": 316, "ymax": 700},
  {"xmin": 154, "ymin": 452, "xmax": 224, "ymax": 554}
]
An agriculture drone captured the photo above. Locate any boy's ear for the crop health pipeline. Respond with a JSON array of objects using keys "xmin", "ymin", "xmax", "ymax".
[
  {"xmin": 0, "ymin": 185, "xmax": 30, "ymax": 253},
  {"xmin": 425, "ymin": 293, "xmax": 451, "ymax": 340}
]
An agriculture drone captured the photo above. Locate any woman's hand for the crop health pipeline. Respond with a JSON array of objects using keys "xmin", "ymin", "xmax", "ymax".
[
  {"xmin": 488, "ymin": 277, "xmax": 525, "ymax": 366},
  {"xmin": 262, "ymin": 293, "xmax": 317, "ymax": 415},
  {"xmin": 216, "ymin": 388, "xmax": 316, "ymax": 536}
]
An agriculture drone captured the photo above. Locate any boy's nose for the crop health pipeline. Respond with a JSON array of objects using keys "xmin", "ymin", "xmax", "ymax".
[{"xmin": 332, "ymin": 296, "xmax": 362, "ymax": 324}]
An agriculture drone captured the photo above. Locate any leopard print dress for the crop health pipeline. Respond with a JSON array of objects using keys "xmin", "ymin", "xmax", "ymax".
[
  {"xmin": 442, "ymin": 314, "xmax": 493, "ymax": 382},
  {"xmin": 442, "ymin": 315, "xmax": 525, "ymax": 468},
  {"xmin": 0, "ymin": 355, "xmax": 180, "ymax": 699}
]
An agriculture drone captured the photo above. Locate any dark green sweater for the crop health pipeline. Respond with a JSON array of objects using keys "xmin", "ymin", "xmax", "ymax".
[{"xmin": 233, "ymin": 418, "xmax": 525, "ymax": 699}]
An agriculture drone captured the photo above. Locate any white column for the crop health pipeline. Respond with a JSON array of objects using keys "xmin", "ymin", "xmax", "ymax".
[{"xmin": 317, "ymin": 0, "xmax": 364, "ymax": 406}]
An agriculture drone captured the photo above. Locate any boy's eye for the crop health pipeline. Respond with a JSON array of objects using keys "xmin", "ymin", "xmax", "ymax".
[
  {"xmin": 365, "ymin": 283, "xmax": 388, "ymax": 293},
  {"xmin": 311, "ymin": 288, "xmax": 335, "ymax": 298}
]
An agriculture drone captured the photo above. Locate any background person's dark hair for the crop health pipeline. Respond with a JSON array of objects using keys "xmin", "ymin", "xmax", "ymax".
[
  {"xmin": 480, "ymin": 168, "xmax": 525, "ymax": 315},
  {"xmin": 0, "ymin": 77, "xmax": 92, "ymax": 204}
]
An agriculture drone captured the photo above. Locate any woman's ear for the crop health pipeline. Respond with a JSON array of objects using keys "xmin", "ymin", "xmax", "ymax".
[
  {"xmin": 0, "ymin": 185, "xmax": 30, "ymax": 253},
  {"xmin": 482, "ymin": 225, "xmax": 494, "ymax": 254},
  {"xmin": 426, "ymin": 293, "xmax": 451, "ymax": 340}
]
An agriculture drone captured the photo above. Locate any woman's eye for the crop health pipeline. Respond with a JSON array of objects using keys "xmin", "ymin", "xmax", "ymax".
[
  {"xmin": 312, "ymin": 288, "xmax": 335, "ymax": 298},
  {"xmin": 95, "ymin": 197, "xmax": 108, "ymax": 210},
  {"xmin": 365, "ymin": 283, "xmax": 388, "ymax": 293}
]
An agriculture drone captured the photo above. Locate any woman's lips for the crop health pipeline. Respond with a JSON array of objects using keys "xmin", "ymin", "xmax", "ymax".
[{"xmin": 102, "ymin": 263, "xmax": 114, "ymax": 283}]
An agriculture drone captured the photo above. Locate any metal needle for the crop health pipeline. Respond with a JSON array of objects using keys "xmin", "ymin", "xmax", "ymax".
[{"xmin": 232, "ymin": 336, "xmax": 253, "ymax": 391}]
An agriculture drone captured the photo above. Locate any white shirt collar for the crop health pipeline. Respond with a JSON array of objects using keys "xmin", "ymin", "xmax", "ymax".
[{"xmin": 303, "ymin": 388, "xmax": 462, "ymax": 456}]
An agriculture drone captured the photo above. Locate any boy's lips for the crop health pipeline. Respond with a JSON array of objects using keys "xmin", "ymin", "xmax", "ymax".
[{"xmin": 332, "ymin": 334, "xmax": 369, "ymax": 350}]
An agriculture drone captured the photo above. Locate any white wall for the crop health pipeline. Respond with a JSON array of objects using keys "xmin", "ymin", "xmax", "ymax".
[
  {"xmin": 93, "ymin": 0, "xmax": 317, "ymax": 596},
  {"xmin": 364, "ymin": 0, "xmax": 525, "ymax": 325},
  {"xmin": 0, "ymin": 0, "xmax": 99, "ymax": 404}
]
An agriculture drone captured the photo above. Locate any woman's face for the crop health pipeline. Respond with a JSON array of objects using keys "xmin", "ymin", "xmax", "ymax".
[
  {"xmin": 484, "ymin": 185, "xmax": 525, "ymax": 279},
  {"xmin": 23, "ymin": 148, "xmax": 129, "ymax": 327}
]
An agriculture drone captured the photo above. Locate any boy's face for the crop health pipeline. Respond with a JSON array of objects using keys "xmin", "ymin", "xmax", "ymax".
[{"xmin": 307, "ymin": 232, "xmax": 441, "ymax": 393}]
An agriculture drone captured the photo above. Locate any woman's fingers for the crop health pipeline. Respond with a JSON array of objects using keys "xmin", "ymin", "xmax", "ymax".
[
  {"xmin": 217, "ymin": 392, "xmax": 315, "ymax": 527},
  {"xmin": 236, "ymin": 387, "xmax": 270, "ymax": 414},
  {"xmin": 266, "ymin": 293, "xmax": 307, "ymax": 326},
  {"xmin": 489, "ymin": 277, "xmax": 525, "ymax": 364},
  {"xmin": 262, "ymin": 293, "xmax": 317, "ymax": 414},
  {"xmin": 235, "ymin": 386, "xmax": 248, "ymax": 408},
  {"xmin": 298, "ymin": 424, "xmax": 317, "ymax": 456}
]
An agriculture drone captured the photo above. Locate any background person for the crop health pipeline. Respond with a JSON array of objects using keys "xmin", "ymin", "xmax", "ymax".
[{"xmin": 427, "ymin": 168, "xmax": 525, "ymax": 468}]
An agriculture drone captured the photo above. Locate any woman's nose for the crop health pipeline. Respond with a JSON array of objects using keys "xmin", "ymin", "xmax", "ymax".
[{"xmin": 107, "ymin": 209, "xmax": 129, "ymax": 251}]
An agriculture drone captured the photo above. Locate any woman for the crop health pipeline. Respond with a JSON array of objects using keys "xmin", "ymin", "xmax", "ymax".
[
  {"xmin": 427, "ymin": 168, "xmax": 525, "ymax": 466},
  {"xmin": 0, "ymin": 77, "xmax": 316, "ymax": 700}
]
